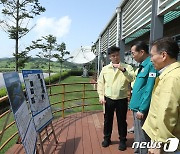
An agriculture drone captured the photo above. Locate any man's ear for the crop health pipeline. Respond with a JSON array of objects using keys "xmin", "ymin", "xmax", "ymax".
[
  {"xmin": 162, "ymin": 51, "xmax": 168, "ymax": 61},
  {"xmin": 140, "ymin": 50, "xmax": 145, "ymax": 55}
]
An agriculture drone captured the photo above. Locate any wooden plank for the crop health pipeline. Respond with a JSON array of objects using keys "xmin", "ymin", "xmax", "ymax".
[
  {"xmin": 81, "ymin": 112, "xmax": 93, "ymax": 154},
  {"xmin": 5, "ymin": 144, "xmax": 24, "ymax": 154},
  {"xmin": 43, "ymin": 143, "xmax": 57, "ymax": 154},
  {"xmin": 55, "ymin": 116, "xmax": 70, "ymax": 154},
  {"xmin": 108, "ymin": 113, "xmax": 122, "ymax": 154},
  {"xmin": 87, "ymin": 112, "xmax": 102, "ymax": 154},
  {"xmin": 48, "ymin": 116, "xmax": 65, "ymax": 149},
  {"xmin": 74, "ymin": 112, "xmax": 83, "ymax": 154},
  {"xmin": 96, "ymin": 110, "xmax": 134, "ymax": 154},
  {"xmin": 6, "ymin": 111, "xmax": 134, "ymax": 154},
  {"xmin": 64, "ymin": 114, "xmax": 76, "ymax": 154},
  {"xmin": 95, "ymin": 112, "xmax": 112, "ymax": 154},
  {"xmin": 126, "ymin": 110, "xmax": 135, "ymax": 153}
]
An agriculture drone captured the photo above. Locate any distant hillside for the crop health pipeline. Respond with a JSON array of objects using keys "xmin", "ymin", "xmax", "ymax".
[{"xmin": 0, "ymin": 57, "xmax": 79, "ymax": 72}]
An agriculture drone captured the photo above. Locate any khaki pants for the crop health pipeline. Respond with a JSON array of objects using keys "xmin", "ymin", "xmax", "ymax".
[{"xmin": 148, "ymin": 148, "xmax": 180, "ymax": 154}]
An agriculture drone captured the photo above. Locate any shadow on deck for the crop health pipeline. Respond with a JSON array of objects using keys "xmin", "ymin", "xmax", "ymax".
[{"xmin": 6, "ymin": 110, "xmax": 134, "ymax": 154}]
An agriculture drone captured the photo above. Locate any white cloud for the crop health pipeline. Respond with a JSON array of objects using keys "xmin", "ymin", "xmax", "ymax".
[{"xmin": 34, "ymin": 16, "xmax": 71, "ymax": 38}]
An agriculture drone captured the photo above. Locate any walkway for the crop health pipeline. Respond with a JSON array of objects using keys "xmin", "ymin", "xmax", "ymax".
[{"xmin": 7, "ymin": 110, "xmax": 134, "ymax": 154}]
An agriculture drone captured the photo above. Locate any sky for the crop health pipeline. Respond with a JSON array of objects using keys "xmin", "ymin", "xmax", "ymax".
[{"xmin": 0, "ymin": 0, "xmax": 121, "ymax": 58}]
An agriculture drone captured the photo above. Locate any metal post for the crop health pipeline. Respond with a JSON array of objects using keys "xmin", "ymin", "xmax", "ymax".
[
  {"xmin": 50, "ymin": 122, "xmax": 58, "ymax": 144},
  {"xmin": 97, "ymin": 37, "xmax": 101, "ymax": 76},
  {"xmin": 82, "ymin": 84, "xmax": 85, "ymax": 113},
  {"xmin": 119, "ymin": 9, "xmax": 125, "ymax": 62},
  {"xmin": 62, "ymin": 85, "xmax": 65, "ymax": 118},
  {"xmin": 106, "ymin": 28, "xmax": 110, "ymax": 65},
  {"xmin": 45, "ymin": 127, "xmax": 50, "ymax": 141},
  {"xmin": 119, "ymin": 39, "xmax": 125, "ymax": 63},
  {"xmin": 116, "ymin": 7, "xmax": 121, "ymax": 47},
  {"xmin": 150, "ymin": 0, "xmax": 164, "ymax": 44}
]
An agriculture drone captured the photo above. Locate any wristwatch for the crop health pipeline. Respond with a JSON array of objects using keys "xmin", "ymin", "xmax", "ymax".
[{"xmin": 121, "ymin": 68, "xmax": 126, "ymax": 73}]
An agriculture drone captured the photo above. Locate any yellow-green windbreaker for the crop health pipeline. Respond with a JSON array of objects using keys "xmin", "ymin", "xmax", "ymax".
[
  {"xmin": 97, "ymin": 62, "xmax": 135, "ymax": 100},
  {"xmin": 143, "ymin": 62, "xmax": 180, "ymax": 150}
]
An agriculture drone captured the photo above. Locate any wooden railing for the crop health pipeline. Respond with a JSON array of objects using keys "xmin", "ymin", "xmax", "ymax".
[{"xmin": 0, "ymin": 82, "xmax": 99, "ymax": 152}]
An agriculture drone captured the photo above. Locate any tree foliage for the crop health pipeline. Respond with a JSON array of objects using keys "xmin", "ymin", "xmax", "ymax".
[
  {"xmin": 54, "ymin": 42, "xmax": 70, "ymax": 82},
  {"xmin": 13, "ymin": 50, "xmax": 30, "ymax": 69},
  {"xmin": 0, "ymin": 0, "xmax": 45, "ymax": 71},
  {"xmin": 29, "ymin": 34, "xmax": 70, "ymax": 84},
  {"xmin": 28, "ymin": 34, "xmax": 57, "ymax": 87}
]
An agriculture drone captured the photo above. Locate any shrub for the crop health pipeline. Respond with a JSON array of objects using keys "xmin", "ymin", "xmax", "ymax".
[
  {"xmin": 0, "ymin": 70, "xmax": 94, "ymax": 112},
  {"xmin": 44, "ymin": 71, "xmax": 71, "ymax": 84}
]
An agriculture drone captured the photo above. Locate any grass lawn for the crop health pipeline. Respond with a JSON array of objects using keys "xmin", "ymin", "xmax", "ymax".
[
  {"xmin": 49, "ymin": 76, "xmax": 100, "ymax": 118},
  {"xmin": 0, "ymin": 76, "xmax": 100, "ymax": 153}
]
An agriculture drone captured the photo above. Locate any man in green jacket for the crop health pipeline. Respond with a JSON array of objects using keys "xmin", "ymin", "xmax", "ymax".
[
  {"xmin": 143, "ymin": 37, "xmax": 180, "ymax": 154},
  {"xmin": 129, "ymin": 41, "xmax": 158, "ymax": 154},
  {"xmin": 97, "ymin": 46, "xmax": 135, "ymax": 151}
]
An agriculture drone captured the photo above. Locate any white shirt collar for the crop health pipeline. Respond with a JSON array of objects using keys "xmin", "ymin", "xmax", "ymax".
[{"xmin": 159, "ymin": 65, "xmax": 170, "ymax": 74}]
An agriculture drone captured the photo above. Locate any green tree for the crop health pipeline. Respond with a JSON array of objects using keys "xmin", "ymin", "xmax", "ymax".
[
  {"xmin": 53, "ymin": 42, "xmax": 70, "ymax": 82},
  {"xmin": 0, "ymin": 0, "xmax": 45, "ymax": 71},
  {"xmin": 29, "ymin": 34, "xmax": 57, "ymax": 86},
  {"xmin": 13, "ymin": 50, "xmax": 30, "ymax": 69}
]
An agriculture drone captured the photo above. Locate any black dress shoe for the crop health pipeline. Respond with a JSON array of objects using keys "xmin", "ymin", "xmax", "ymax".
[
  {"xmin": 118, "ymin": 141, "xmax": 127, "ymax": 151},
  {"xmin": 102, "ymin": 140, "xmax": 111, "ymax": 147}
]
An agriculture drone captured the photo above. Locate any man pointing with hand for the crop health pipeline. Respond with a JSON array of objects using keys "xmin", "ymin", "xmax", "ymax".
[{"xmin": 97, "ymin": 46, "xmax": 135, "ymax": 151}]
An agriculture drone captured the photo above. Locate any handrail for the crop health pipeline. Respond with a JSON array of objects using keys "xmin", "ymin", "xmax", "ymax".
[
  {"xmin": 0, "ymin": 110, "xmax": 10, "ymax": 119},
  {"xmin": 49, "ymin": 89, "xmax": 97, "ymax": 97},
  {"xmin": 0, "ymin": 132, "xmax": 18, "ymax": 151},
  {"xmin": 0, "ymin": 121, "xmax": 15, "ymax": 136},
  {"xmin": 0, "ymin": 96, "xmax": 8, "ymax": 103},
  {"xmin": 0, "ymin": 82, "xmax": 99, "ymax": 152}
]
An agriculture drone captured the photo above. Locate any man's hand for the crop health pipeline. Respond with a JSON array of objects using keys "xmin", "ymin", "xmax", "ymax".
[
  {"xmin": 136, "ymin": 111, "xmax": 144, "ymax": 119},
  {"xmin": 112, "ymin": 63, "xmax": 125, "ymax": 72},
  {"xmin": 99, "ymin": 98, "xmax": 106, "ymax": 104}
]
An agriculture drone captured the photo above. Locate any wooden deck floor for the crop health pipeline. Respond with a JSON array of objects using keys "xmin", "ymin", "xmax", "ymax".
[{"xmin": 6, "ymin": 110, "xmax": 134, "ymax": 154}]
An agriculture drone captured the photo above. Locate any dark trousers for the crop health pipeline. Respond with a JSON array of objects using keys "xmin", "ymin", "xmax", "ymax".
[{"xmin": 104, "ymin": 97, "xmax": 128, "ymax": 141}]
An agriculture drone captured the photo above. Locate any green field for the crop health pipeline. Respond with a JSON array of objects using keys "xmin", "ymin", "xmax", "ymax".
[
  {"xmin": 0, "ymin": 76, "xmax": 100, "ymax": 153},
  {"xmin": 0, "ymin": 57, "xmax": 79, "ymax": 72}
]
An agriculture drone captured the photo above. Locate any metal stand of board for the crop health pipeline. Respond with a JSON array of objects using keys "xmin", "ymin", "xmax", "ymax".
[{"xmin": 36, "ymin": 122, "xmax": 58, "ymax": 154}]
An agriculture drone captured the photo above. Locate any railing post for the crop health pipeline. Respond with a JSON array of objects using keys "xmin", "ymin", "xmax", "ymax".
[
  {"xmin": 62, "ymin": 85, "xmax": 65, "ymax": 118},
  {"xmin": 82, "ymin": 83, "xmax": 85, "ymax": 113}
]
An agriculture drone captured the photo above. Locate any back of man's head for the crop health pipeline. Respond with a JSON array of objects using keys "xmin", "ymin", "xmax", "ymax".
[
  {"xmin": 108, "ymin": 46, "xmax": 120, "ymax": 55},
  {"xmin": 131, "ymin": 41, "xmax": 149, "ymax": 54},
  {"xmin": 151, "ymin": 37, "xmax": 180, "ymax": 60}
]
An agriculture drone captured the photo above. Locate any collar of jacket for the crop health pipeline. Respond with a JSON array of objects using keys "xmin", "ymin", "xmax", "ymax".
[
  {"xmin": 159, "ymin": 61, "xmax": 180, "ymax": 79},
  {"xmin": 140, "ymin": 56, "xmax": 151, "ymax": 68}
]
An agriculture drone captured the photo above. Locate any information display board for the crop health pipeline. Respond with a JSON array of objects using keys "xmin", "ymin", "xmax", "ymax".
[
  {"xmin": 3, "ymin": 72, "xmax": 37, "ymax": 154},
  {"xmin": 22, "ymin": 70, "xmax": 53, "ymax": 132}
]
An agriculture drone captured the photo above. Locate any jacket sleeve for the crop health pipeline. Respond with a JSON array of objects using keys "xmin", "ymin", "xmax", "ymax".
[
  {"xmin": 139, "ymin": 66, "xmax": 157, "ymax": 113},
  {"xmin": 97, "ymin": 69, "xmax": 105, "ymax": 100},
  {"xmin": 123, "ymin": 64, "xmax": 135, "ymax": 82},
  {"xmin": 156, "ymin": 76, "xmax": 180, "ymax": 142}
]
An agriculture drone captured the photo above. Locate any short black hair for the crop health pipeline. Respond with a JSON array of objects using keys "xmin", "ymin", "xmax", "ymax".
[
  {"xmin": 108, "ymin": 46, "xmax": 120, "ymax": 55},
  {"xmin": 131, "ymin": 41, "xmax": 149, "ymax": 54},
  {"xmin": 151, "ymin": 37, "xmax": 180, "ymax": 60}
]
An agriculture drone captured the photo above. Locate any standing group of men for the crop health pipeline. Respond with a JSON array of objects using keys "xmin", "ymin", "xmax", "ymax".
[{"xmin": 97, "ymin": 37, "xmax": 180, "ymax": 154}]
